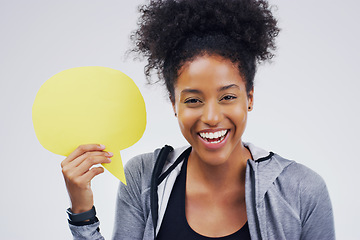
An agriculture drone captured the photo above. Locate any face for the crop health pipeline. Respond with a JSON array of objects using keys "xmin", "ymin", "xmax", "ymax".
[{"xmin": 172, "ymin": 55, "xmax": 253, "ymax": 166}]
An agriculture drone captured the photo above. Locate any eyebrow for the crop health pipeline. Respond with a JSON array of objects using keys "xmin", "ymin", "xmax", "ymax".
[
  {"xmin": 181, "ymin": 89, "xmax": 201, "ymax": 94},
  {"xmin": 180, "ymin": 84, "xmax": 240, "ymax": 95},
  {"xmin": 218, "ymin": 84, "xmax": 240, "ymax": 92}
]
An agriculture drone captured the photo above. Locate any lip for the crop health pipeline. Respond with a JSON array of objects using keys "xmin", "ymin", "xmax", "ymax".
[{"xmin": 197, "ymin": 129, "xmax": 230, "ymax": 150}]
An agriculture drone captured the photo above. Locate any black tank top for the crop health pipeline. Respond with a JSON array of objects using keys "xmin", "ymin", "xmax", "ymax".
[{"xmin": 157, "ymin": 155, "xmax": 251, "ymax": 240}]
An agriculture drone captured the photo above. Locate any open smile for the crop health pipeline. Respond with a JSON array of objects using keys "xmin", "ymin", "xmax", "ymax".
[{"xmin": 198, "ymin": 129, "xmax": 229, "ymax": 144}]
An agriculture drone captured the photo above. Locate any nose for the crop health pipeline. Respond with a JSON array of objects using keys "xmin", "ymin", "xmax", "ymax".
[{"xmin": 201, "ymin": 100, "xmax": 222, "ymax": 126}]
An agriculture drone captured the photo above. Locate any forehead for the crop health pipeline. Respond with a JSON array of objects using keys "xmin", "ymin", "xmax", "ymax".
[{"xmin": 176, "ymin": 55, "xmax": 245, "ymax": 90}]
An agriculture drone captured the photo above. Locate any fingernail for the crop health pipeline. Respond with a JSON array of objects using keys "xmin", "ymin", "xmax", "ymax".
[
  {"xmin": 107, "ymin": 152, "xmax": 113, "ymax": 157},
  {"xmin": 107, "ymin": 158, "xmax": 112, "ymax": 162},
  {"xmin": 99, "ymin": 144, "xmax": 106, "ymax": 149}
]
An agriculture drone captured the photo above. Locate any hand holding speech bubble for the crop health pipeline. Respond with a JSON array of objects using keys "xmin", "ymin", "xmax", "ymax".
[{"xmin": 32, "ymin": 66, "xmax": 146, "ymax": 184}]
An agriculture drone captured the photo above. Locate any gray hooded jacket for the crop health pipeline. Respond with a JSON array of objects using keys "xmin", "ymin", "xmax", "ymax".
[{"xmin": 69, "ymin": 143, "xmax": 335, "ymax": 239}]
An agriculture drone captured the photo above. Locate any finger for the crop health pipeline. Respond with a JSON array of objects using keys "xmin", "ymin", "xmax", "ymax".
[
  {"xmin": 62, "ymin": 152, "xmax": 112, "ymax": 181},
  {"xmin": 71, "ymin": 155, "xmax": 111, "ymax": 177},
  {"xmin": 61, "ymin": 144, "xmax": 106, "ymax": 167},
  {"xmin": 69, "ymin": 151, "xmax": 113, "ymax": 169},
  {"xmin": 80, "ymin": 166, "xmax": 105, "ymax": 183}
]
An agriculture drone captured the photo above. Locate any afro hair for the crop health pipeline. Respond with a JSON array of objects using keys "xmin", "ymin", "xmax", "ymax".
[{"xmin": 131, "ymin": 0, "xmax": 280, "ymax": 101}]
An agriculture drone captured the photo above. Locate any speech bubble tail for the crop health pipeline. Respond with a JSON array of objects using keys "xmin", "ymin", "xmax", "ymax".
[{"xmin": 102, "ymin": 151, "xmax": 127, "ymax": 185}]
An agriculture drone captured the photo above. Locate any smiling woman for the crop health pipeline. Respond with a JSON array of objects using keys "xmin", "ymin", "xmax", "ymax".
[
  {"xmin": 171, "ymin": 55, "xmax": 252, "ymax": 238},
  {"xmin": 61, "ymin": 0, "xmax": 335, "ymax": 239}
]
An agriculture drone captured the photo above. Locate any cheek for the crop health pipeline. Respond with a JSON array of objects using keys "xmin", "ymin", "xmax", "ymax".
[
  {"xmin": 177, "ymin": 108, "xmax": 199, "ymax": 135},
  {"xmin": 226, "ymin": 106, "xmax": 248, "ymax": 129}
]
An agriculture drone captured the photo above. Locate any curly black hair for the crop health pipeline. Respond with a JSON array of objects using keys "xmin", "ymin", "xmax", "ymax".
[{"xmin": 131, "ymin": 0, "xmax": 279, "ymax": 102}]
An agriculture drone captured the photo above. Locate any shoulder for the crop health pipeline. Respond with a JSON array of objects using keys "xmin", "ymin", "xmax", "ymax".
[
  {"xmin": 253, "ymin": 152, "xmax": 328, "ymax": 203},
  {"xmin": 245, "ymin": 142, "xmax": 328, "ymax": 195},
  {"xmin": 274, "ymin": 154, "xmax": 327, "ymax": 194},
  {"xmin": 272, "ymin": 154, "xmax": 334, "ymax": 234},
  {"xmin": 124, "ymin": 149, "xmax": 161, "ymax": 174},
  {"xmin": 270, "ymin": 154, "xmax": 331, "ymax": 217},
  {"xmin": 247, "ymin": 146, "xmax": 334, "ymax": 234},
  {"xmin": 123, "ymin": 148, "xmax": 162, "ymax": 189}
]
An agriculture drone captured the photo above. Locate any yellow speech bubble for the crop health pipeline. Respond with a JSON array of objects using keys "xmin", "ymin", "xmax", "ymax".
[{"xmin": 32, "ymin": 66, "xmax": 146, "ymax": 184}]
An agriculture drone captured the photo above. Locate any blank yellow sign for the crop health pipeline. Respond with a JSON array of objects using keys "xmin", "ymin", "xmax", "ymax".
[{"xmin": 32, "ymin": 66, "xmax": 147, "ymax": 184}]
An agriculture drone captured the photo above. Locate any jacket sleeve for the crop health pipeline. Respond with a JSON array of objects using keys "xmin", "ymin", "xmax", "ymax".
[
  {"xmin": 111, "ymin": 154, "xmax": 150, "ymax": 240},
  {"xmin": 299, "ymin": 171, "xmax": 335, "ymax": 240},
  {"xmin": 69, "ymin": 221, "xmax": 105, "ymax": 240}
]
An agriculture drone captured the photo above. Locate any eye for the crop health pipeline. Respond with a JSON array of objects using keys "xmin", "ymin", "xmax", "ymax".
[
  {"xmin": 220, "ymin": 95, "xmax": 237, "ymax": 102},
  {"xmin": 184, "ymin": 98, "xmax": 203, "ymax": 107}
]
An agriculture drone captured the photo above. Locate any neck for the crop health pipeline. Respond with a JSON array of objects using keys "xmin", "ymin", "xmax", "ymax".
[{"xmin": 187, "ymin": 143, "xmax": 250, "ymax": 191}]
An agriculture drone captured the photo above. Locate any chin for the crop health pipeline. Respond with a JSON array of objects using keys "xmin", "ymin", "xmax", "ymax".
[{"xmin": 191, "ymin": 143, "xmax": 237, "ymax": 167}]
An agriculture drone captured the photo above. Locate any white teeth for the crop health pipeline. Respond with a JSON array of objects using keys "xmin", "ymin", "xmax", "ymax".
[
  {"xmin": 199, "ymin": 130, "xmax": 228, "ymax": 140},
  {"xmin": 209, "ymin": 132, "xmax": 214, "ymax": 139}
]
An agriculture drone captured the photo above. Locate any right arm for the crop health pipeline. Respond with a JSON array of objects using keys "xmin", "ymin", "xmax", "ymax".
[{"xmin": 61, "ymin": 144, "xmax": 112, "ymax": 239}]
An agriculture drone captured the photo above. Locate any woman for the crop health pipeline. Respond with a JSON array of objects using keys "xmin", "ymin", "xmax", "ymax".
[{"xmin": 62, "ymin": 0, "xmax": 335, "ymax": 239}]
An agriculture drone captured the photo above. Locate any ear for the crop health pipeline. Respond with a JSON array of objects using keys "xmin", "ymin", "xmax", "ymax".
[{"xmin": 247, "ymin": 88, "xmax": 254, "ymax": 111}]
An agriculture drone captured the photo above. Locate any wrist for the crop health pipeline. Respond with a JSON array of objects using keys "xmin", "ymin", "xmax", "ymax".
[
  {"xmin": 70, "ymin": 205, "xmax": 93, "ymax": 214},
  {"xmin": 67, "ymin": 205, "xmax": 96, "ymax": 223}
]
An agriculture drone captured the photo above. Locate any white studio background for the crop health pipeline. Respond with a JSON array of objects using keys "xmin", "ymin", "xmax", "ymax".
[{"xmin": 0, "ymin": 0, "xmax": 359, "ymax": 239}]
